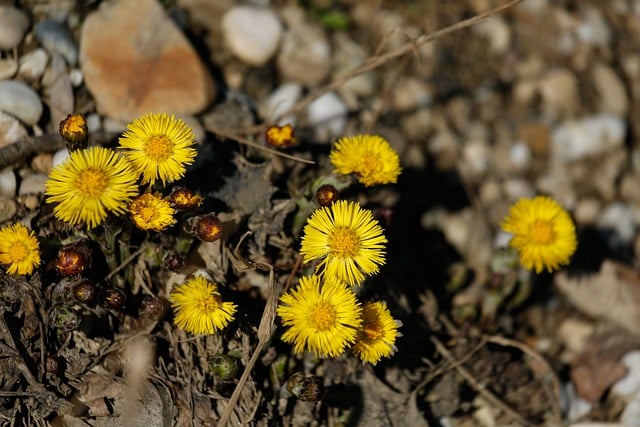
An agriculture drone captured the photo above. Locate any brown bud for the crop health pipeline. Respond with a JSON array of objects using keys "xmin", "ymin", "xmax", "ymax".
[
  {"xmin": 169, "ymin": 187, "xmax": 203, "ymax": 210},
  {"xmin": 55, "ymin": 242, "xmax": 91, "ymax": 276},
  {"xmin": 102, "ymin": 288, "xmax": 126, "ymax": 311},
  {"xmin": 162, "ymin": 250, "xmax": 185, "ymax": 272},
  {"xmin": 59, "ymin": 114, "xmax": 88, "ymax": 152},
  {"xmin": 71, "ymin": 279, "xmax": 97, "ymax": 303},
  {"xmin": 315, "ymin": 184, "xmax": 339, "ymax": 207},
  {"xmin": 139, "ymin": 295, "xmax": 165, "ymax": 320},
  {"xmin": 188, "ymin": 213, "xmax": 223, "ymax": 243},
  {"xmin": 287, "ymin": 373, "xmax": 325, "ymax": 402}
]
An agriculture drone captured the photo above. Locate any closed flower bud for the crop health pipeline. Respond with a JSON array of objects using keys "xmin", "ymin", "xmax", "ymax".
[
  {"xmin": 169, "ymin": 187, "xmax": 203, "ymax": 210},
  {"xmin": 59, "ymin": 114, "xmax": 88, "ymax": 152},
  {"xmin": 315, "ymin": 184, "xmax": 339, "ymax": 207},
  {"xmin": 265, "ymin": 124, "xmax": 296, "ymax": 148},
  {"xmin": 71, "ymin": 279, "xmax": 97, "ymax": 303},
  {"xmin": 209, "ymin": 354, "xmax": 241, "ymax": 382},
  {"xmin": 139, "ymin": 295, "xmax": 165, "ymax": 320},
  {"xmin": 162, "ymin": 250, "xmax": 185, "ymax": 272},
  {"xmin": 49, "ymin": 305, "xmax": 78, "ymax": 331},
  {"xmin": 55, "ymin": 242, "xmax": 91, "ymax": 277},
  {"xmin": 286, "ymin": 373, "xmax": 325, "ymax": 402},
  {"xmin": 188, "ymin": 213, "xmax": 223, "ymax": 242},
  {"xmin": 102, "ymin": 288, "xmax": 126, "ymax": 311}
]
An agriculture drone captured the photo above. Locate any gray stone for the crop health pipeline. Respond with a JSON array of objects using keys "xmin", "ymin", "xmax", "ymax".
[
  {"xmin": 18, "ymin": 49, "xmax": 49, "ymax": 82},
  {"xmin": 0, "ymin": 111, "xmax": 27, "ymax": 147},
  {"xmin": 0, "ymin": 168, "xmax": 16, "ymax": 198},
  {"xmin": 34, "ymin": 20, "xmax": 78, "ymax": 65},
  {"xmin": 222, "ymin": 6, "xmax": 282, "ymax": 67},
  {"xmin": 0, "ymin": 80, "xmax": 43, "ymax": 125},
  {"xmin": 0, "ymin": 6, "xmax": 29, "ymax": 50},
  {"xmin": 19, "ymin": 173, "xmax": 48, "ymax": 196},
  {"xmin": 306, "ymin": 92, "xmax": 347, "ymax": 142}
]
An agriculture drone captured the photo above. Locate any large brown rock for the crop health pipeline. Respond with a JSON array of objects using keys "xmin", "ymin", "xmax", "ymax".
[{"xmin": 80, "ymin": 0, "xmax": 216, "ymax": 122}]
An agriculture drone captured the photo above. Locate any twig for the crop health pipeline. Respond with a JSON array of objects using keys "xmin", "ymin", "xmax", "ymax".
[
  {"xmin": 431, "ymin": 335, "xmax": 533, "ymax": 427},
  {"xmin": 485, "ymin": 335, "xmax": 563, "ymax": 427}
]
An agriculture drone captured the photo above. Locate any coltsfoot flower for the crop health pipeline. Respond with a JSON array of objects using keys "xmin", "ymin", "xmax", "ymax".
[
  {"xmin": 501, "ymin": 195, "xmax": 577, "ymax": 273},
  {"xmin": 170, "ymin": 276, "xmax": 237, "ymax": 335},
  {"xmin": 265, "ymin": 124, "xmax": 296, "ymax": 148},
  {"xmin": 300, "ymin": 200, "xmax": 387, "ymax": 286},
  {"xmin": 277, "ymin": 275, "xmax": 362, "ymax": 358},
  {"xmin": 330, "ymin": 134, "xmax": 401, "ymax": 187},
  {"xmin": 129, "ymin": 193, "xmax": 176, "ymax": 231},
  {"xmin": 118, "ymin": 113, "xmax": 197, "ymax": 185},
  {"xmin": 44, "ymin": 146, "xmax": 139, "ymax": 229},
  {"xmin": 352, "ymin": 301, "xmax": 400, "ymax": 365},
  {"xmin": 0, "ymin": 223, "xmax": 41, "ymax": 275}
]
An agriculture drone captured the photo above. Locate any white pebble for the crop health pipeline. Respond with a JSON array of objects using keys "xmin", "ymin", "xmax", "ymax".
[
  {"xmin": 18, "ymin": 174, "xmax": 48, "ymax": 196},
  {"xmin": 613, "ymin": 351, "xmax": 640, "ymax": 398},
  {"xmin": 85, "ymin": 114, "xmax": 101, "ymax": 133},
  {"xmin": 52, "ymin": 148, "xmax": 70, "ymax": 169},
  {"xmin": 68, "ymin": 68, "xmax": 83, "ymax": 87},
  {"xmin": 0, "ymin": 110, "xmax": 27, "ymax": 147},
  {"xmin": 0, "ymin": 80, "xmax": 43, "ymax": 125},
  {"xmin": 0, "ymin": 6, "xmax": 29, "ymax": 50},
  {"xmin": 306, "ymin": 92, "xmax": 347, "ymax": 142},
  {"xmin": 222, "ymin": 6, "xmax": 282, "ymax": 67},
  {"xmin": 0, "ymin": 167, "xmax": 16, "ymax": 198},
  {"xmin": 509, "ymin": 141, "xmax": 532, "ymax": 171},
  {"xmin": 18, "ymin": 49, "xmax": 49, "ymax": 81},
  {"xmin": 552, "ymin": 113, "xmax": 626, "ymax": 163},
  {"xmin": 598, "ymin": 203, "xmax": 637, "ymax": 245},
  {"xmin": 262, "ymin": 82, "xmax": 302, "ymax": 124}
]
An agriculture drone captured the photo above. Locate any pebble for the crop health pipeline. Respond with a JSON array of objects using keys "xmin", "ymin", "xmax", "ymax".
[
  {"xmin": 0, "ymin": 58, "xmax": 17, "ymax": 80},
  {"xmin": 18, "ymin": 48, "xmax": 49, "ymax": 82},
  {"xmin": 52, "ymin": 148, "xmax": 69, "ymax": 169},
  {"xmin": 0, "ymin": 197, "xmax": 17, "ymax": 223},
  {"xmin": 277, "ymin": 5, "xmax": 331, "ymax": 86},
  {"xmin": 473, "ymin": 15, "xmax": 511, "ymax": 55},
  {"xmin": 43, "ymin": 54, "xmax": 74, "ymax": 128},
  {"xmin": 31, "ymin": 153, "xmax": 53, "ymax": 175},
  {"xmin": 592, "ymin": 62, "xmax": 628, "ymax": 116},
  {"xmin": 0, "ymin": 167, "xmax": 16, "ymax": 198},
  {"xmin": 80, "ymin": 0, "xmax": 216, "ymax": 122},
  {"xmin": 332, "ymin": 33, "xmax": 374, "ymax": 99},
  {"xmin": 0, "ymin": 80, "xmax": 43, "ymax": 126},
  {"xmin": 574, "ymin": 198, "xmax": 601, "ymax": 225},
  {"xmin": 392, "ymin": 77, "xmax": 433, "ymax": 113},
  {"xmin": 536, "ymin": 68, "xmax": 579, "ymax": 118},
  {"xmin": 18, "ymin": 174, "xmax": 48, "ymax": 196},
  {"xmin": 34, "ymin": 20, "xmax": 78, "ymax": 65},
  {"xmin": 306, "ymin": 92, "xmax": 347, "ymax": 142},
  {"xmin": 261, "ymin": 82, "xmax": 302, "ymax": 124},
  {"xmin": 222, "ymin": 6, "xmax": 283, "ymax": 67},
  {"xmin": 0, "ymin": 111, "xmax": 27, "ymax": 147},
  {"xmin": 551, "ymin": 113, "xmax": 626, "ymax": 163},
  {"xmin": 598, "ymin": 203, "xmax": 637, "ymax": 245},
  {"xmin": 85, "ymin": 113, "xmax": 101, "ymax": 133},
  {"xmin": 0, "ymin": 6, "xmax": 29, "ymax": 50},
  {"xmin": 509, "ymin": 141, "xmax": 532, "ymax": 171}
]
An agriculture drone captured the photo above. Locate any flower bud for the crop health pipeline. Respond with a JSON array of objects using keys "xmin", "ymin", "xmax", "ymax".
[
  {"xmin": 265, "ymin": 124, "xmax": 296, "ymax": 148},
  {"xmin": 209, "ymin": 354, "xmax": 241, "ymax": 382},
  {"xmin": 186, "ymin": 213, "xmax": 223, "ymax": 242},
  {"xmin": 59, "ymin": 114, "xmax": 88, "ymax": 152},
  {"xmin": 286, "ymin": 373, "xmax": 326, "ymax": 402},
  {"xmin": 169, "ymin": 187, "xmax": 203, "ymax": 210},
  {"xmin": 139, "ymin": 295, "xmax": 165, "ymax": 320},
  {"xmin": 55, "ymin": 241, "xmax": 91, "ymax": 277},
  {"xmin": 71, "ymin": 279, "xmax": 97, "ymax": 304},
  {"xmin": 162, "ymin": 250, "xmax": 185, "ymax": 272},
  {"xmin": 102, "ymin": 288, "xmax": 126, "ymax": 311},
  {"xmin": 49, "ymin": 305, "xmax": 78, "ymax": 331},
  {"xmin": 315, "ymin": 184, "xmax": 339, "ymax": 207}
]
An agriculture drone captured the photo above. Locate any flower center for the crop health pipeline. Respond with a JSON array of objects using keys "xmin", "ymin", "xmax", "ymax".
[
  {"xmin": 310, "ymin": 302, "xmax": 337, "ymax": 331},
  {"xmin": 144, "ymin": 135, "xmax": 173, "ymax": 162},
  {"xmin": 361, "ymin": 152, "xmax": 379, "ymax": 173},
  {"xmin": 8, "ymin": 242, "xmax": 28, "ymax": 262},
  {"xmin": 76, "ymin": 168, "xmax": 108, "ymax": 196},
  {"xmin": 139, "ymin": 206, "xmax": 156, "ymax": 222},
  {"xmin": 530, "ymin": 219, "xmax": 555, "ymax": 245},
  {"xmin": 363, "ymin": 322, "xmax": 383, "ymax": 341},
  {"xmin": 328, "ymin": 227, "xmax": 360, "ymax": 258},
  {"xmin": 197, "ymin": 294, "xmax": 221, "ymax": 315}
]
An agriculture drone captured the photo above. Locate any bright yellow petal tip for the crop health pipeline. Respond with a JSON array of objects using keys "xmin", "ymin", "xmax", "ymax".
[
  {"xmin": 277, "ymin": 275, "xmax": 362, "ymax": 358},
  {"xmin": 0, "ymin": 223, "xmax": 41, "ymax": 275},
  {"xmin": 170, "ymin": 276, "xmax": 236, "ymax": 335},
  {"xmin": 118, "ymin": 113, "xmax": 197, "ymax": 185},
  {"xmin": 501, "ymin": 195, "xmax": 577, "ymax": 273},
  {"xmin": 330, "ymin": 134, "xmax": 401, "ymax": 187},
  {"xmin": 129, "ymin": 193, "xmax": 176, "ymax": 232},
  {"xmin": 44, "ymin": 146, "xmax": 140, "ymax": 229},
  {"xmin": 352, "ymin": 301, "xmax": 399, "ymax": 365},
  {"xmin": 300, "ymin": 200, "xmax": 387, "ymax": 286}
]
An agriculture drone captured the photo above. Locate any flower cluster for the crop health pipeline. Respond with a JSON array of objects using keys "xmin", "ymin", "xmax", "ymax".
[{"xmin": 0, "ymin": 223, "xmax": 41, "ymax": 275}]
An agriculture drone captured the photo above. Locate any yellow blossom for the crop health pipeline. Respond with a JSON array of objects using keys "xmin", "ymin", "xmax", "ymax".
[
  {"xmin": 300, "ymin": 200, "xmax": 387, "ymax": 286},
  {"xmin": 266, "ymin": 124, "xmax": 296, "ymax": 148},
  {"xmin": 0, "ymin": 223, "xmax": 41, "ymax": 275},
  {"xmin": 118, "ymin": 113, "xmax": 197, "ymax": 185},
  {"xmin": 501, "ymin": 195, "xmax": 577, "ymax": 273},
  {"xmin": 352, "ymin": 301, "xmax": 399, "ymax": 365},
  {"xmin": 44, "ymin": 146, "xmax": 139, "ymax": 229},
  {"xmin": 129, "ymin": 193, "xmax": 176, "ymax": 231},
  {"xmin": 330, "ymin": 134, "xmax": 401, "ymax": 187},
  {"xmin": 170, "ymin": 276, "xmax": 237, "ymax": 335},
  {"xmin": 277, "ymin": 275, "xmax": 362, "ymax": 358}
]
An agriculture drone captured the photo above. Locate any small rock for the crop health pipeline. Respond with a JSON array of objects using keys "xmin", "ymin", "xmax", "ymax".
[
  {"xmin": 392, "ymin": 77, "xmax": 433, "ymax": 113},
  {"xmin": 574, "ymin": 198, "xmax": 601, "ymax": 225},
  {"xmin": 0, "ymin": 111, "xmax": 27, "ymax": 147},
  {"xmin": 80, "ymin": 0, "xmax": 216, "ymax": 122},
  {"xmin": 222, "ymin": 6, "xmax": 282, "ymax": 67},
  {"xmin": 575, "ymin": 4, "xmax": 610, "ymax": 49},
  {"xmin": 598, "ymin": 203, "xmax": 637, "ymax": 246},
  {"xmin": 460, "ymin": 139, "xmax": 491, "ymax": 180},
  {"xmin": 68, "ymin": 68, "xmax": 83, "ymax": 87},
  {"xmin": 612, "ymin": 351, "xmax": 640, "ymax": 398},
  {"xmin": 0, "ymin": 6, "xmax": 29, "ymax": 50},
  {"xmin": 85, "ymin": 114, "xmax": 101, "ymax": 133},
  {"xmin": 536, "ymin": 68, "xmax": 579, "ymax": 118},
  {"xmin": 0, "ymin": 58, "xmax": 17, "ymax": 80},
  {"xmin": 331, "ymin": 33, "xmax": 374, "ymax": 100},
  {"xmin": 52, "ymin": 149, "xmax": 69, "ymax": 169},
  {"xmin": 306, "ymin": 92, "xmax": 347, "ymax": 142},
  {"xmin": 277, "ymin": 5, "xmax": 331, "ymax": 86},
  {"xmin": 21, "ymin": 194, "xmax": 40, "ymax": 211},
  {"xmin": 34, "ymin": 20, "xmax": 78, "ymax": 65},
  {"xmin": 19, "ymin": 173, "xmax": 48, "ymax": 196},
  {"xmin": 18, "ymin": 48, "xmax": 49, "ymax": 82},
  {"xmin": 0, "ymin": 168, "xmax": 16, "ymax": 198},
  {"xmin": 43, "ymin": 54, "xmax": 74, "ymax": 128},
  {"xmin": 0, "ymin": 197, "xmax": 17, "ymax": 223},
  {"xmin": 0, "ymin": 80, "xmax": 43, "ymax": 126},
  {"xmin": 551, "ymin": 114, "xmax": 626, "ymax": 163},
  {"xmin": 31, "ymin": 153, "xmax": 53, "ymax": 175},
  {"xmin": 102, "ymin": 117, "xmax": 127, "ymax": 134},
  {"xmin": 261, "ymin": 82, "xmax": 302, "ymax": 124},
  {"xmin": 509, "ymin": 141, "xmax": 532, "ymax": 172},
  {"xmin": 473, "ymin": 15, "xmax": 511, "ymax": 55},
  {"xmin": 592, "ymin": 62, "xmax": 628, "ymax": 116}
]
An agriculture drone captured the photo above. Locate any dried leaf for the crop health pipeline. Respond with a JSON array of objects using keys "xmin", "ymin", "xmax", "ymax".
[{"xmin": 213, "ymin": 156, "xmax": 276, "ymax": 215}]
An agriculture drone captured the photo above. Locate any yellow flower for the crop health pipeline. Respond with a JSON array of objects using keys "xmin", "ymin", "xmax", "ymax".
[
  {"xmin": 129, "ymin": 193, "xmax": 176, "ymax": 231},
  {"xmin": 330, "ymin": 134, "xmax": 401, "ymax": 187},
  {"xmin": 45, "ymin": 147, "xmax": 140, "ymax": 229},
  {"xmin": 170, "ymin": 276, "xmax": 237, "ymax": 335},
  {"xmin": 277, "ymin": 275, "xmax": 362, "ymax": 358},
  {"xmin": 300, "ymin": 200, "xmax": 387, "ymax": 286},
  {"xmin": 265, "ymin": 124, "xmax": 296, "ymax": 148},
  {"xmin": 501, "ymin": 195, "xmax": 577, "ymax": 273},
  {"xmin": 118, "ymin": 113, "xmax": 197, "ymax": 185},
  {"xmin": 352, "ymin": 301, "xmax": 399, "ymax": 365},
  {"xmin": 0, "ymin": 223, "xmax": 41, "ymax": 275}
]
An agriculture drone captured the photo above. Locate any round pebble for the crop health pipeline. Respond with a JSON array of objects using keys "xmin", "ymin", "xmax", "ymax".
[
  {"xmin": 0, "ymin": 167, "xmax": 16, "ymax": 198},
  {"xmin": 0, "ymin": 197, "xmax": 17, "ymax": 223},
  {"xmin": 222, "ymin": 6, "xmax": 283, "ymax": 67},
  {"xmin": 19, "ymin": 173, "xmax": 48, "ymax": 196},
  {"xmin": 306, "ymin": 92, "xmax": 347, "ymax": 142},
  {"xmin": 0, "ymin": 6, "xmax": 29, "ymax": 50},
  {"xmin": 0, "ymin": 80, "xmax": 43, "ymax": 126},
  {"xmin": 0, "ymin": 110, "xmax": 27, "ymax": 147},
  {"xmin": 262, "ymin": 82, "xmax": 302, "ymax": 124},
  {"xmin": 18, "ymin": 48, "xmax": 49, "ymax": 81},
  {"xmin": 34, "ymin": 20, "xmax": 78, "ymax": 65}
]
